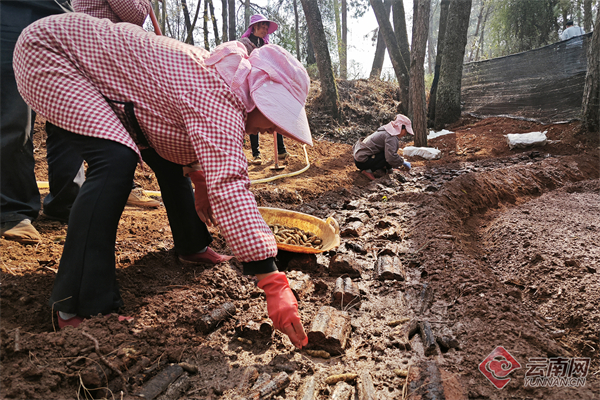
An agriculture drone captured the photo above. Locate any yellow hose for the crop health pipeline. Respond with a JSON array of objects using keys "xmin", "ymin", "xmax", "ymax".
[
  {"xmin": 36, "ymin": 145, "xmax": 310, "ymax": 196},
  {"xmin": 249, "ymin": 144, "xmax": 310, "ymax": 185}
]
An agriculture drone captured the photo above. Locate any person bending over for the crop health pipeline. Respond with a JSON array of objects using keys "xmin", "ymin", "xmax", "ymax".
[{"xmin": 14, "ymin": 14, "xmax": 311, "ymax": 348}]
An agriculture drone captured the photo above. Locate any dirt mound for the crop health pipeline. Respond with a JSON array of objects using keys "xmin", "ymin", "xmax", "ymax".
[
  {"xmin": 2, "ymin": 78, "xmax": 599, "ymax": 399},
  {"xmin": 305, "ymin": 79, "xmax": 400, "ymax": 144}
]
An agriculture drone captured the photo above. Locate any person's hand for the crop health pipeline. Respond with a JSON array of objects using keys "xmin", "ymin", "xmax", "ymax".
[
  {"xmin": 402, "ymin": 161, "xmax": 411, "ymax": 171},
  {"xmin": 257, "ymin": 272, "xmax": 308, "ymax": 349},
  {"xmin": 188, "ymin": 170, "xmax": 217, "ymax": 227}
]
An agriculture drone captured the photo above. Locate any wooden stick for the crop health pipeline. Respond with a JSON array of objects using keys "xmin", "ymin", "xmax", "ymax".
[
  {"xmin": 149, "ymin": 7, "xmax": 162, "ymax": 35},
  {"xmin": 14, "ymin": 328, "xmax": 20, "ymax": 352}
]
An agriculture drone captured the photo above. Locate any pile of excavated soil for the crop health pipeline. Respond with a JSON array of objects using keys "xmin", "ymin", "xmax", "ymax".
[{"xmin": 2, "ymin": 79, "xmax": 599, "ymax": 400}]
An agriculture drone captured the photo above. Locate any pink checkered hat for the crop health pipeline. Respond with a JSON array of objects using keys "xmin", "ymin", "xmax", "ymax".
[
  {"xmin": 382, "ymin": 114, "xmax": 414, "ymax": 136},
  {"xmin": 247, "ymin": 44, "xmax": 312, "ymax": 145}
]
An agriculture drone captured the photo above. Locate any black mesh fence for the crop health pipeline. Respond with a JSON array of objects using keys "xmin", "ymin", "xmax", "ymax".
[{"xmin": 461, "ymin": 33, "xmax": 592, "ymax": 123}]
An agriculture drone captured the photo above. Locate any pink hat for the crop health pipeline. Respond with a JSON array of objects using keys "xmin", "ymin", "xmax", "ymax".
[
  {"xmin": 382, "ymin": 114, "xmax": 414, "ymax": 136},
  {"xmin": 241, "ymin": 14, "xmax": 279, "ymax": 44},
  {"xmin": 247, "ymin": 45, "xmax": 312, "ymax": 146},
  {"xmin": 204, "ymin": 41, "xmax": 254, "ymax": 111}
]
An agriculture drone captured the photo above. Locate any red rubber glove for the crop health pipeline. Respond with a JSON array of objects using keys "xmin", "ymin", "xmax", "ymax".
[
  {"xmin": 257, "ymin": 272, "xmax": 308, "ymax": 349},
  {"xmin": 188, "ymin": 170, "xmax": 217, "ymax": 227}
]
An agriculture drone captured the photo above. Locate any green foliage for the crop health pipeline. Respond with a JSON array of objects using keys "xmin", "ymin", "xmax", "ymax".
[
  {"xmin": 487, "ymin": 0, "xmax": 560, "ymax": 57},
  {"xmin": 348, "ymin": 0, "xmax": 370, "ymax": 19},
  {"xmin": 257, "ymin": 0, "xmax": 339, "ymax": 66},
  {"xmin": 306, "ymin": 63, "xmax": 320, "ymax": 79}
]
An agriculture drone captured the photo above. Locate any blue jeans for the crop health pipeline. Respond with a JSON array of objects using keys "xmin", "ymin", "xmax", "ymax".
[
  {"xmin": 1, "ymin": 1, "xmax": 83, "ymax": 226},
  {"xmin": 48, "ymin": 129, "xmax": 212, "ymax": 317}
]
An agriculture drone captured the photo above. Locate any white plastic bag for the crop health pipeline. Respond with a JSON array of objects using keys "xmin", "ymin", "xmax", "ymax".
[
  {"xmin": 428, "ymin": 129, "xmax": 453, "ymax": 140},
  {"xmin": 506, "ymin": 131, "xmax": 547, "ymax": 150},
  {"xmin": 402, "ymin": 146, "xmax": 442, "ymax": 160}
]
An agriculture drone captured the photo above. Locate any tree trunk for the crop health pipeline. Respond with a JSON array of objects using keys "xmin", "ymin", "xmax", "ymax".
[
  {"xmin": 426, "ymin": 0, "xmax": 439, "ymax": 75},
  {"xmin": 221, "ymin": 0, "xmax": 228, "ymax": 42},
  {"xmin": 427, "ymin": 0, "xmax": 450, "ymax": 126},
  {"xmin": 583, "ymin": 0, "xmax": 592, "ymax": 33},
  {"xmin": 333, "ymin": 0, "xmax": 342, "ymax": 77},
  {"xmin": 204, "ymin": 0, "xmax": 210, "ymax": 50},
  {"xmin": 160, "ymin": 0, "xmax": 166, "ymax": 37},
  {"xmin": 370, "ymin": 0, "xmax": 409, "ymax": 114},
  {"xmin": 467, "ymin": 0, "xmax": 485, "ymax": 62},
  {"xmin": 300, "ymin": 0, "xmax": 340, "ymax": 119},
  {"xmin": 392, "ymin": 0, "xmax": 410, "ymax": 112},
  {"xmin": 410, "ymin": 0, "xmax": 431, "ymax": 147},
  {"xmin": 341, "ymin": 0, "xmax": 347, "ymax": 79},
  {"xmin": 306, "ymin": 32, "xmax": 316, "ymax": 65},
  {"xmin": 185, "ymin": 0, "xmax": 202, "ymax": 44},
  {"xmin": 294, "ymin": 0, "xmax": 300, "ymax": 59},
  {"xmin": 228, "ymin": 0, "xmax": 236, "ymax": 41},
  {"xmin": 244, "ymin": 0, "xmax": 250, "ymax": 30},
  {"xmin": 434, "ymin": 0, "xmax": 472, "ymax": 129},
  {"xmin": 370, "ymin": 28, "xmax": 386, "ymax": 79},
  {"xmin": 208, "ymin": 0, "xmax": 220, "ymax": 45},
  {"xmin": 581, "ymin": 10, "xmax": 599, "ymax": 132},
  {"xmin": 181, "ymin": 0, "xmax": 195, "ymax": 44},
  {"xmin": 369, "ymin": 0, "xmax": 392, "ymax": 79},
  {"xmin": 474, "ymin": 2, "xmax": 490, "ymax": 61},
  {"xmin": 392, "ymin": 0, "xmax": 410, "ymax": 76}
]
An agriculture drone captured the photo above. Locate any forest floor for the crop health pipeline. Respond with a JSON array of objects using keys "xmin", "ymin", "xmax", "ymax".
[{"xmin": 1, "ymin": 79, "xmax": 599, "ymax": 400}]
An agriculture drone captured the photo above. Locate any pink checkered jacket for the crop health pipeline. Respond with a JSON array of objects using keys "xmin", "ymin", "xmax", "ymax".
[
  {"xmin": 72, "ymin": 0, "xmax": 151, "ymax": 25},
  {"xmin": 14, "ymin": 13, "xmax": 277, "ymax": 263}
]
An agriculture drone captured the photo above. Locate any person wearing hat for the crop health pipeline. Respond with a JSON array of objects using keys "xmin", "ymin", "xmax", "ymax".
[
  {"xmin": 14, "ymin": 13, "xmax": 312, "ymax": 349},
  {"xmin": 69, "ymin": 0, "xmax": 162, "ymax": 210},
  {"xmin": 353, "ymin": 114, "xmax": 414, "ymax": 181},
  {"xmin": 239, "ymin": 14, "xmax": 289, "ymax": 165},
  {"xmin": 560, "ymin": 20, "xmax": 585, "ymax": 41}
]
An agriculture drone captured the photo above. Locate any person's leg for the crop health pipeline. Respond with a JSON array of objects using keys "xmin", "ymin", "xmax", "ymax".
[
  {"xmin": 1, "ymin": 1, "xmax": 65, "ymax": 241},
  {"xmin": 0, "ymin": 106, "xmax": 40, "ymax": 225},
  {"xmin": 276, "ymin": 133, "xmax": 288, "ymax": 157},
  {"xmin": 140, "ymin": 148, "xmax": 212, "ymax": 255},
  {"xmin": 356, "ymin": 152, "xmax": 389, "ymax": 172},
  {"xmin": 354, "ymin": 152, "xmax": 391, "ymax": 180},
  {"xmin": 0, "ymin": 4, "xmax": 42, "ymax": 229},
  {"xmin": 250, "ymin": 134, "xmax": 260, "ymax": 157},
  {"xmin": 42, "ymin": 122, "xmax": 85, "ymax": 222},
  {"xmin": 249, "ymin": 133, "xmax": 263, "ymax": 164},
  {"xmin": 49, "ymin": 129, "xmax": 137, "ymax": 317}
]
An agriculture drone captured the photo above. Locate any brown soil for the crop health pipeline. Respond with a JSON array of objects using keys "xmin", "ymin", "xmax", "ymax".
[{"xmin": 2, "ymin": 80, "xmax": 599, "ymax": 400}]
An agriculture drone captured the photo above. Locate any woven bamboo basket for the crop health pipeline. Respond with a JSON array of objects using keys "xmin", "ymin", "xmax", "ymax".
[{"xmin": 258, "ymin": 207, "xmax": 340, "ymax": 254}]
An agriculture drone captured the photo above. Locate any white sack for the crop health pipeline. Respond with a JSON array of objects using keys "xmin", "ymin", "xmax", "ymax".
[
  {"xmin": 506, "ymin": 131, "xmax": 547, "ymax": 150},
  {"xmin": 428, "ymin": 129, "xmax": 454, "ymax": 140},
  {"xmin": 402, "ymin": 146, "xmax": 442, "ymax": 160}
]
